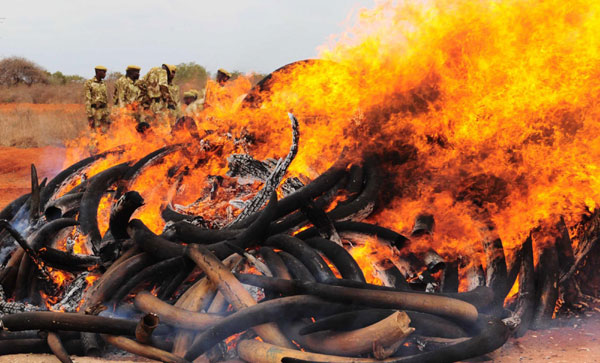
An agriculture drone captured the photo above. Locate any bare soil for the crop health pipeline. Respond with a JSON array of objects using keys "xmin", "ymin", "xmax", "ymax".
[
  {"xmin": 0, "ymin": 146, "xmax": 66, "ymax": 206},
  {"xmin": 493, "ymin": 312, "xmax": 600, "ymax": 362},
  {"xmin": 0, "ymin": 145, "xmax": 598, "ymax": 362}
]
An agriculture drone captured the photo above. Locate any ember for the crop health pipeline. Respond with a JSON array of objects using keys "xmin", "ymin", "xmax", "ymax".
[{"xmin": 2, "ymin": 0, "xmax": 600, "ymax": 361}]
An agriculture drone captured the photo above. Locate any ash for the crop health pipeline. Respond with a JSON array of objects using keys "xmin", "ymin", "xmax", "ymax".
[
  {"xmin": 51, "ymin": 272, "xmax": 89, "ymax": 312},
  {"xmin": 0, "ymin": 285, "xmax": 42, "ymax": 316}
]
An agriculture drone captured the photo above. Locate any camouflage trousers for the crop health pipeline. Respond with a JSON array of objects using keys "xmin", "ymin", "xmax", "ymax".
[
  {"xmin": 88, "ymin": 108, "xmax": 111, "ymax": 133},
  {"xmin": 141, "ymin": 100, "xmax": 177, "ymax": 129}
]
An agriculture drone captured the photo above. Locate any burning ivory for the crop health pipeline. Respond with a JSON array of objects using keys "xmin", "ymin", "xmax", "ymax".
[{"xmin": 0, "ymin": 101, "xmax": 595, "ymax": 363}]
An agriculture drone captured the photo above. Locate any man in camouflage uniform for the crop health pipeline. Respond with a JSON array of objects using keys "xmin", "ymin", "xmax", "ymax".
[
  {"xmin": 216, "ymin": 68, "xmax": 231, "ymax": 86},
  {"xmin": 139, "ymin": 64, "xmax": 180, "ymax": 127},
  {"xmin": 84, "ymin": 66, "xmax": 110, "ymax": 132},
  {"xmin": 183, "ymin": 90, "xmax": 198, "ymax": 106},
  {"xmin": 183, "ymin": 89, "xmax": 206, "ymax": 116},
  {"xmin": 174, "ymin": 89, "xmax": 202, "ymax": 138},
  {"xmin": 113, "ymin": 65, "xmax": 141, "ymax": 108},
  {"xmin": 203, "ymin": 68, "xmax": 231, "ymax": 109}
]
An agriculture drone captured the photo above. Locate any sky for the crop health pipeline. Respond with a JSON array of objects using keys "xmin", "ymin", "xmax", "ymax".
[{"xmin": 0, "ymin": 0, "xmax": 374, "ymax": 77}]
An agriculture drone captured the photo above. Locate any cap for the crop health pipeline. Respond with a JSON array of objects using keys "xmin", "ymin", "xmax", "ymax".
[
  {"xmin": 217, "ymin": 68, "xmax": 231, "ymax": 78},
  {"xmin": 163, "ymin": 64, "xmax": 177, "ymax": 74},
  {"xmin": 94, "ymin": 65, "xmax": 107, "ymax": 71},
  {"xmin": 183, "ymin": 90, "xmax": 198, "ymax": 98},
  {"xmin": 126, "ymin": 65, "xmax": 141, "ymax": 71}
]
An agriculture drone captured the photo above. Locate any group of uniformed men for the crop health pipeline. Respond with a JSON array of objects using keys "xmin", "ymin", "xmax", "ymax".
[{"xmin": 84, "ymin": 64, "xmax": 231, "ymax": 132}]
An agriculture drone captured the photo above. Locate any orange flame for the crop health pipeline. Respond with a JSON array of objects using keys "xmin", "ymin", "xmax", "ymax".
[
  {"xmin": 46, "ymin": 267, "xmax": 71, "ymax": 289},
  {"xmin": 40, "ymin": 0, "xmax": 600, "ymax": 304},
  {"xmin": 85, "ymin": 274, "xmax": 99, "ymax": 286},
  {"xmin": 349, "ymin": 237, "xmax": 397, "ymax": 285}
]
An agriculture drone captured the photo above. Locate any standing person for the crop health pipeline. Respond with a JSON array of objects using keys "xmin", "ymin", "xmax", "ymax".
[
  {"xmin": 174, "ymin": 89, "xmax": 202, "ymax": 138},
  {"xmin": 84, "ymin": 66, "xmax": 110, "ymax": 132},
  {"xmin": 182, "ymin": 90, "xmax": 198, "ymax": 106},
  {"xmin": 113, "ymin": 65, "xmax": 141, "ymax": 108},
  {"xmin": 181, "ymin": 89, "xmax": 205, "ymax": 118},
  {"xmin": 216, "ymin": 68, "xmax": 231, "ymax": 86},
  {"xmin": 139, "ymin": 64, "xmax": 179, "ymax": 126},
  {"xmin": 203, "ymin": 68, "xmax": 232, "ymax": 109}
]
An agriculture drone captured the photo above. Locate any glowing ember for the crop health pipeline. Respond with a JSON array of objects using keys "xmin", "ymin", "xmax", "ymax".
[
  {"xmin": 39, "ymin": 290, "xmax": 60, "ymax": 311},
  {"xmin": 47, "ymin": 268, "xmax": 70, "ymax": 289},
  {"xmin": 320, "ymin": 254, "xmax": 342, "ymax": 279},
  {"xmin": 224, "ymin": 332, "xmax": 245, "ymax": 351},
  {"xmin": 85, "ymin": 274, "xmax": 99, "ymax": 286}
]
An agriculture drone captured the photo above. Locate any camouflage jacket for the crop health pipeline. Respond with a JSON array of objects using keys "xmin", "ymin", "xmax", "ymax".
[
  {"xmin": 113, "ymin": 76, "xmax": 140, "ymax": 107},
  {"xmin": 141, "ymin": 67, "xmax": 171, "ymax": 101},
  {"xmin": 168, "ymin": 83, "xmax": 181, "ymax": 112},
  {"xmin": 84, "ymin": 77, "xmax": 108, "ymax": 117}
]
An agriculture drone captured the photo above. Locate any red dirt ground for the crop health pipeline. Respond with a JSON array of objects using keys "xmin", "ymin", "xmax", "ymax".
[
  {"xmin": 0, "ymin": 146, "xmax": 598, "ymax": 362},
  {"xmin": 0, "ymin": 146, "xmax": 66, "ymax": 207}
]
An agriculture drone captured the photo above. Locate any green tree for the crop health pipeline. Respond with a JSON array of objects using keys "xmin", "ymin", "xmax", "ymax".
[
  {"xmin": 175, "ymin": 62, "xmax": 208, "ymax": 85},
  {"xmin": 48, "ymin": 71, "xmax": 67, "ymax": 85},
  {"xmin": 48, "ymin": 71, "xmax": 85, "ymax": 85}
]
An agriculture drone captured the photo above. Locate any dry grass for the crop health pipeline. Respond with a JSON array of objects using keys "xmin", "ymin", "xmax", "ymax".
[
  {"xmin": 0, "ymin": 83, "xmax": 84, "ymax": 104},
  {"xmin": 0, "ymin": 103, "xmax": 87, "ymax": 147},
  {"xmin": 0, "ymin": 79, "xmax": 122, "ymax": 104}
]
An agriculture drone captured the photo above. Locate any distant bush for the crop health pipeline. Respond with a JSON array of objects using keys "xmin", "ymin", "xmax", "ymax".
[
  {"xmin": 48, "ymin": 71, "xmax": 85, "ymax": 85},
  {"xmin": 247, "ymin": 72, "xmax": 267, "ymax": 85},
  {"xmin": 0, "ymin": 57, "xmax": 49, "ymax": 86},
  {"xmin": 175, "ymin": 62, "xmax": 208, "ymax": 85},
  {"xmin": 107, "ymin": 72, "xmax": 123, "ymax": 81}
]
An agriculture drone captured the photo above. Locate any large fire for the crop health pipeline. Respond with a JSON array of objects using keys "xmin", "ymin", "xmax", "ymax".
[{"xmin": 51, "ymin": 0, "xmax": 600, "ymax": 292}]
